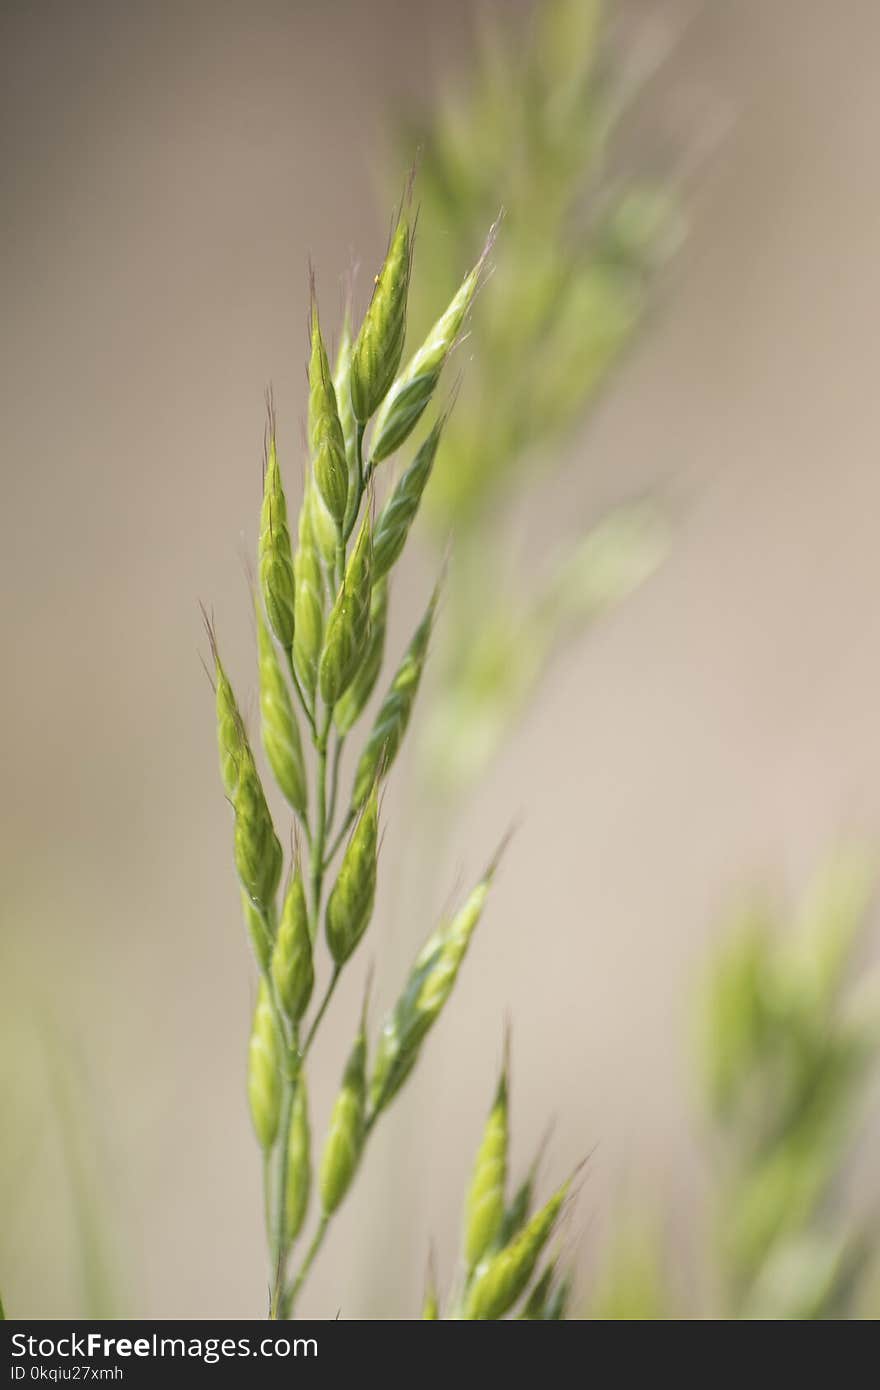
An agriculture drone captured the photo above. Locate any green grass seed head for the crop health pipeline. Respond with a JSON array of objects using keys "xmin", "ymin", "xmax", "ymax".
[
  {"xmin": 372, "ymin": 419, "xmax": 444, "ymax": 582},
  {"xmin": 248, "ymin": 978, "xmax": 282, "ymax": 1150},
  {"xmin": 333, "ymin": 310, "xmax": 359, "ymax": 493},
  {"xmin": 292, "ymin": 475, "xmax": 325, "ymax": 701},
  {"xmin": 271, "ymin": 861, "xmax": 314, "ymax": 1023},
  {"xmin": 464, "ymin": 1181, "xmax": 569, "ymax": 1320},
  {"xmin": 256, "ymin": 603, "xmax": 307, "ymax": 816},
  {"xmin": 318, "ymin": 511, "xmax": 373, "ymax": 708},
  {"xmin": 258, "ymin": 433, "xmax": 296, "ymax": 650},
  {"xmin": 234, "ymin": 747, "xmax": 282, "ymax": 913},
  {"xmin": 308, "ymin": 297, "xmax": 349, "ymax": 527},
  {"xmin": 241, "ymin": 889, "xmax": 272, "ymax": 973},
  {"xmin": 325, "ymin": 785, "xmax": 379, "ymax": 966},
  {"xmin": 284, "ymin": 1073, "xmax": 311, "ymax": 1245},
  {"xmin": 351, "ymin": 579, "xmax": 438, "ymax": 808},
  {"xmin": 333, "ymin": 577, "xmax": 389, "ymax": 737},
  {"xmin": 202, "ymin": 610, "xmax": 246, "ymax": 798},
  {"xmin": 351, "ymin": 216, "xmax": 411, "ymax": 423},
  {"xmin": 464, "ymin": 1047, "xmax": 509, "ymax": 1272},
  {"xmin": 370, "ymin": 229, "xmax": 493, "ymax": 462},
  {"xmin": 319, "ymin": 1001, "xmax": 368, "ymax": 1214}
]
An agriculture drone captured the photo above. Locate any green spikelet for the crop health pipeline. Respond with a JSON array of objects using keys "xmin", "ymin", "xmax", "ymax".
[
  {"xmin": 464, "ymin": 1054, "xmax": 509, "ymax": 1272},
  {"xmin": 464, "ymin": 1181, "xmax": 569, "ymax": 1320},
  {"xmin": 258, "ymin": 433, "xmax": 296, "ymax": 650},
  {"xmin": 234, "ymin": 746, "xmax": 282, "ymax": 914},
  {"xmin": 257, "ymin": 604, "xmax": 307, "ymax": 816},
  {"xmin": 351, "ymin": 216, "xmax": 411, "ymax": 422},
  {"xmin": 325, "ymin": 785, "xmax": 379, "ymax": 966},
  {"xmin": 519, "ymin": 1262, "xmax": 557, "ymax": 1319},
  {"xmin": 334, "ymin": 577, "xmax": 389, "ymax": 736},
  {"xmin": 370, "ymin": 235, "xmax": 490, "ymax": 461},
  {"xmin": 203, "ymin": 612, "xmax": 246, "ymax": 798},
  {"xmin": 308, "ymin": 298, "xmax": 348, "ymax": 527},
  {"xmin": 284, "ymin": 1073, "xmax": 311, "ymax": 1245},
  {"xmin": 372, "ymin": 420, "xmax": 443, "ymax": 582},
  {"xmin": 351, "ymin": 582, "xmax": 437, "ymax": 808},
  {"xmin": 271, "ymin": 864, "xmax": 314, "ymax": 1023},
  {"xmin": 318, "ymin": 511, "xmax": 373, "ymax": 708},
  {"xmin": 319, "ymin": 1005, "xmax": 368, "ymax": 1214},
  {"xmin": 370, "ymin": 854, "xmax": 500, "ymax": 1114},
  {"xmin": 241, "ymin": 890, "xmax": 272, "ymax": 974},
  {"xmin": 292, "ymin": 475, "xmax": 325, "ymax": 702},
  {"xmin": 248, "ymin": 979, "xmax": 282, "ymax": 1150},
  {"xmin": 334, "ymin": 312, "xmax": 359, "ymax": 492}
]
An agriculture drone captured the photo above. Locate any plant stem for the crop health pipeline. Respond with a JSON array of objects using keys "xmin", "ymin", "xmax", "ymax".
[
  {"xmin": 303, "ymin": 966, "xmax": 341, "ymax": 1055},
  {"xmin": 323, "ymin": 809, "xmax": 356, "ymax": 870},
  {"xmin": 282, "ymin": 1216, "xmax": 329, "ymax": 1319},
  {"xmin": 326, "ymin": 735, "xmax": 343, "ymax": 833},
  {"xmin": 285, "ymin": 648, "xmax": 317, "ymax": 742},
  {"xmin": 269, "ymin": 1065, "xmax": 297, "ymax": 1319}
]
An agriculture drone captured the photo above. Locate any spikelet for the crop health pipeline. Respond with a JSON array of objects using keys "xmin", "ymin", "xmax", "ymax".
[
  {"xmin": 350, "ymin": 216, "xmax": 411, "ymax": 423},
  {"xmin": 292, "ymin": 474, "xmax": 325, "ymax": 702},
  {"xmin": 333, "ymin": 578, "xmax": 389, "ymax": 737},
  {"xmin": 334, "ymin": 311, "xmax": 359, "ymax": 494},
  {"xmin": 318, "ymin": 511, "xmax": 373, "ymax": 708},
  {"xmin": 464, "ymin": 1050, "xmax": 509, "ymax": 1272},
  {"xmin": 202, "ymin": 609, "xmax": 245, "ymax": 798},
  {"xmin": 370, "ymin": 852, "xmax": 501, "ymax": 1114},
  {"xmin": 257, "ymin": 603, "xmax": 307, "ymax": 816},
  {"xmin": 325, "ymin": 785, "xmax": 379, "ymax": 966},
  {"xmin": 308, "ymin": 297, "xmax": 348, "ymax": 527},
  {"xmin": 248, "ymin": 979, "xmax": 282, "ymax": 1150},
  {"xmin": 519, "ymin": 1262, "xmax": 558, "ymax": 1319},
  {"xmin": 258, "ymin": 432, "xmax": 296, "ymax": 650},
  {"xmin": 241, "ymin": 890, "xmax": 271, "ymax": 974},
  {"xmin": 463, "ymin": 1181, "xmax": 569, "ymax": 1320},
  {"xmin": 351, "ymin": 581, "xmax": 437, "ymax": 808},
  {"xmin": 372, "ymin": 420, "xmax": 443, "ymax": 582},
  {"xmin": 319, "ymin": 1000, "xmax": 368, "ymax": 1214},
  {"xmin": 370, "ymin": 229, "xmax": 493, "ymax": 462},
  {"xmin": 283, "ymin": 1073, "xmax": 311, "ymax": 1245},
  {"xmin": 234, "ymin": 746, "xmax": 282, "ymax": 914},
  {"xmin": 271, "ymin": 862, "xmax": 314, "ymax": 1023}
]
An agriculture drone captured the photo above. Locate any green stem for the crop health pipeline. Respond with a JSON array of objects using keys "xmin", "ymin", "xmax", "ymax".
[
  {"xmin": 282, "ymin": 1216, "xmax": 329, "ymax": 1319},
  {"xmin": 326, "ymin": 735, "xmax": 343, "ymax": 833},
  {"xmin": 285, "ymin": 648, "xmax": 317, "ymax": 742},
  {"xmin": 323, "ymin": 809, "xmax": 355, "ymax": 869},
  {"xmin": 269, "ymin": 1065, "xmax": 297, "ymax": 1319},
  {"xmin": 303, "ymin": 966, "xmax": 341, "ymax": 1055}
]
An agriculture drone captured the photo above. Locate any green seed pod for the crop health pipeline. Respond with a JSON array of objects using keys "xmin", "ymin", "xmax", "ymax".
[
  {"xmin": 464, "ymin": 1182, "xmax": 569, "ymax": 1320},
  {"xmin": 292, "ymin": 475, "xmax": 325, "ymax": 702},
  {"xmin": 500, "ymin": 1172, "xmax": 534, "ymax": 1247},
  {"xmin": 257, "ymin": 604, "xmax": 307, "ymax": 816},
  {"xmin": 351, "ymin": 582, "xmax": 437, "ymax": 808},
  {"xmin": 318, "ymin": 512, "xmax": 373, "ymax": 708},
  {"xmin": 308, "ymin": 475, "xmax": 340, "ymax": 573},
  {"xmin": 247, "ymin": 979, "xmax": 282, "ymax": 1150},
  {"xmin": 372, "ymin": 419, "xmax": 443, "ymax": 582},
  {"xmin": 202, "ymin": 610, "xmax": 246, "ymax": 798},
  {"xmin": 284, "ymin": 1073, "xmax": 311, "ymax": 1245},
  {"xmin": 350, "ymin": 217, "xmax": 411, "ymax": 422},
  {"xmin": 325, "ymin": 785, "xmax": 379, "ymax": 966},
  {"xmin": 334, "ymin": 577, "xmax": 389, "ymax": 737},
  {"xmin": 308, "ymin": 300, "xmax": 348, "ymax": 527},
  {"xmin": 234, "ymin": 748, "xmax": 282, "ymax": 913},
  {"xmin": 258, "ymin": 434, "xmax": 296, "ymax": 650},
  {"xmin": 271, "ymin": 866, "xmax": 314, "ymax": 1023},
  {"xmin": 370, "ymin": 854, "xmax": 500, "ymax": 1114},
  {"xmin": 319, "ymin": 1009, "xmax": 367, "ymax": 1214},
  {"xmin": 370, "ymin": 239, "xmax": 488, "ymax": 462},
  {"xmin": 241, "ymin": 889, "xmax": 272, "ymax": 973},
  {"xmin": 334, "ymin": 312, "xmax": 359, "ymax": 489},
  {"xmin": 464, "ymin": 1058, "xmax": 509, "ymax": 1272}
]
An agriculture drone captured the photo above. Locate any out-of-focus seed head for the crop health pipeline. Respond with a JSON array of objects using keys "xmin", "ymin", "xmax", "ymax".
[
  {"xmin": 284, "ymin": 1073, "xmax": 311, "ymax": 1245},
  {"xmin": 248, "ymin": 979, "xmax": 282, "ymax": 1150},
  {"xmin": 271, "ymin": 863, "xmax": 314, "ymax": 1024},
  {"xmin": 464, "ymin": 1050, "xmax": 509, "ymax": 1272},
  {"xmin": 422, "ymin": 1251, "xmax": 439, "ymax": 1319},
  {"xmin": 370, "ymin": 848, "xmax": 502, "ymax": 1114},
  {"xmin": 350, "ymin": 216, "xmax": 411, "ymax": 423},
  {"xmin": 370, "ymin": 224, "xmax": 495, "ymax": 462},
  {"xmin": 308, "ymin": 297, "xmax": 348, "ymax": 527},
  {"xmin": 319, "ymin": 1001, "xmax": 368, "ymax": 1214},
  {"xmin": 325, "ymin": 785, "xmax": 379, "ymax": 966},
  {"xmin": 259, "ymin": 432, "xmax": 296, "ymax": 650},
  {"xmin": 334, "ymin": 577, "xmax": 389, "ymax": 736},
  {"xmin": 292, "ymin": 474, "xmax": 325, "ymax": 702},
  {"xmin": 520, "ymin": 1261, "xmax": 558, "ymax": 1319},
  {"xmin": 257, "ymin": 603, "xmax": 307, "ymax": 816},
  {"xmin": 464, "ymin": 1181, "xmax": 569, "ymax": 1320},
  {"xmin": 351, "ymin": 579, "xmax": 438, "ymax": 808},
  {"xmin": 318, "ymin": 511, "xmax": 373, "ymax": 708},
  {"xmin": 372, "ymin": 419, "xmax": 444, "ymax": 582},
  {"xmin": 234, "ymin": 746, "xmax": 282, "ymax": 913}
]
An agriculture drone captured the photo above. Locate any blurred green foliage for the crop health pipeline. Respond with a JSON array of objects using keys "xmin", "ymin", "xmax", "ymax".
[{"xmin": 395, "ymin": 0, "xmax": 680, "ymax": 790}]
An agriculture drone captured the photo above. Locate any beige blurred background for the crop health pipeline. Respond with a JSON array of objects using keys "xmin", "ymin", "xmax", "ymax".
[{"xmin": 2, "ymin": 0, "xmax": 880, "ymax": 1317}]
